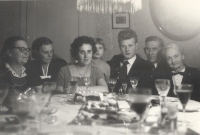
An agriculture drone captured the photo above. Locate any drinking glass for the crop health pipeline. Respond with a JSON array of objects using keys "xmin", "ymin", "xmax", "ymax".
[
  {"xmin": 35, "ymin": 83, "xmax": 57, "ymax": 131},
  {"xmin": 42, "ymin": 82, "xmax": 57, "ymax": 114},
  {"xmin": 130, "ymin": 77, "xmax": 139, "ymax": 90},
  {"xmin": 175, "ymin": 84, "xmax": 193, "ymax": 127},
  {"xmin": 155, "ymin": 79, "xmax": 170, "ymax": 102},
  {"xmin": 0, "ymin": 83, "xmax": 9, "ymax": 110},
  {"xmin": 83, "ymin": 77, "xmax": 91, "ymax": 91},
  {"xmin": 12, "ymin": 90, "xmax": 36, "ymax": 134},
  {"xmin": 128, "ymin": 88, "xmax": 152, "ymax": 133},
  {"xmin": 122, "ymin": 82, "xmax": 127, "ymax": 94},
  {"xmin": 70, "ymin": 77, "xmax": 78, "ymax": 92},
  {"xmin": 108, "ymin": 78, "xmax": 117, "ymax": 95}
]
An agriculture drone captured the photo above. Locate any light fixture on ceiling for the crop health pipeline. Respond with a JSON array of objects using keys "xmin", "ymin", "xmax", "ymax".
[{"xmin": 77, "ymin": 0, "xmax": 142, "ymax": 14}]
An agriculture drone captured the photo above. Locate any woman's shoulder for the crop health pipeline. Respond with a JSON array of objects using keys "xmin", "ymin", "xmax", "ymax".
[
  {"xmin": 51, "ymin": 59, "xmax": 67, "ymax": 67},
  {"xmin": 0, "ymin": 64, "xmax": 9, "ymax": 77},
  {"xmin": 24, "ymin": 60, "xmax": 40, "ymax": 69}
]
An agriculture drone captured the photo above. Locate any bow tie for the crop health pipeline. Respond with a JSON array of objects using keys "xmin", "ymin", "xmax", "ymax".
[
  {"xmin": 172, "ymin": 72, "xmax": 185, "ymax": 76},
  {"xmin": 40, "ymin": 75, "xmax": 51, "ymax": 79}
]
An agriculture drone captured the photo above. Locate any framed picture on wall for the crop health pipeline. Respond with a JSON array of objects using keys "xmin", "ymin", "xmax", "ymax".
[{"xmin": 112, "ymin": 12, "xmax": 130, "ymax": 29}]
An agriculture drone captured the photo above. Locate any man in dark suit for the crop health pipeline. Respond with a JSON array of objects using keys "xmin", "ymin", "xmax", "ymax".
[
  {"xmin": 163, "ymin": 43, "xmax": 200, "ymax": 102},
  {"xmin": 144, "ymin": 36, "xmax": 170, "ymax": 95},
  {"xmin": 108, "ymin": 29, "xmax": 151, "ymax": 93}
]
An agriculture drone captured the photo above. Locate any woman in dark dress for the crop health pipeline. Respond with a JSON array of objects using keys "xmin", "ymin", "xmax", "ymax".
[
  {"xmin": 0, "ymin": 36, "xmax": 31, "ymax": 109},
  {"xmin": 25, "ymin": 37, "xmax": 67, "ymax": 87}
]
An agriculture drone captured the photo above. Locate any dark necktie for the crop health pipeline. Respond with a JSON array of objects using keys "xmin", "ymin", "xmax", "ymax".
[
  {"xmin": 172, "ymin": 72, "xmax": 185, "ymax": 76},
  {"xmin": 119, "ymin": 61, "xmax": 129, "ymax": 81}
]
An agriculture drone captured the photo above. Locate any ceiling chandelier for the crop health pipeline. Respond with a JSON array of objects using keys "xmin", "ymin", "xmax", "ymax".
[{"xmin": 77, "ymin": 0, "xmax": 142, "ymax": 14}]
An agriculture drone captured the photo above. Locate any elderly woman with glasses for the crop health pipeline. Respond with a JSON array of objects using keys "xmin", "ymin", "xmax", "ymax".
[
  {"xmin": 0, "ymin": 36, "xmax": 31, "ymax": 111},
  {"xmin": 0, "ymin": 36, "xmax": 30, "ymax": 91},
  {"xmin": 25, "ymin": 37, "xmax": 67, "ymax": 87}
]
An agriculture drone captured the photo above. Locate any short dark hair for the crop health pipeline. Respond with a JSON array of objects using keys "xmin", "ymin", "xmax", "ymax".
[
  {"xmin": 0, "ymin": 36, "xmax": 26, "ymax": 63},
  {"xmin": 118, "ymin": 29, "xmax": 138, "ymax": 45},
  {"xmin": 94, "ymin": 38, "xmax": 106, "ymax": 50},
  {"xmin": 32, "ymin": 37, "xmax": 53, "ymax": 59},
  {"xmin": 145, "ymin": 36, "xmax": 164, "ymax": 47},
  {"xmin": 70, "ymin": 36, "xmax": 96, "ymax": 59}
]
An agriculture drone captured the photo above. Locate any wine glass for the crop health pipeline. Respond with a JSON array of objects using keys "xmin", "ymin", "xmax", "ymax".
[
  {"xmin": 0, "ymin": 83, "xmax": 9, "ymax": 111},
  {"xmin": 83, "ymin": 77, "xmax": 91, "ymax": 91},
  {"xmin": 128, "ymin": 88, "xmax": 152, "ymax": 133},
  {"xmin": 155, "ymin": 79, "xmax": 170, "ymax": 102},
  {"xmin": 34, "ymin": 83, "xmax": 56, "ymax": 131},
  {"xmin": 70, "ymin": 77, "xmax": 78, "ymax": 93},
  {"xmin": 122, "ymin": 82, "xmax": 127, "ymax": 95},
  {"xmin": 108, "ymin": 78, "xmax": 117, "ymax": 95},
  {"xmin": 175, "ymin": 84, "xmax": 193, "ymax": 127},
  {"xmin": 42, "ymin": 82, "xmax": 57, "ymax": 115},
  {"xmin": 130, "ymin": 77, "xmax": 139, "ymax": 90},
  {"xmin": 12, "ymin": 91, "xmax": 36, "ymax": 134}
]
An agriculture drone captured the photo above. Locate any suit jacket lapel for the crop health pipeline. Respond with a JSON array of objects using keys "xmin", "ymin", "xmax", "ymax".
[
  {"xmin": 182, "ymin": 67, "xmax": 192, "ymax": 84},
  {"xmin": 128, "ymin": 55, "xmax": 140, "ymax": 76}
]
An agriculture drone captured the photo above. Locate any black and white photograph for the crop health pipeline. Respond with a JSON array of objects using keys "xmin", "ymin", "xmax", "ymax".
[{"xmin": 0, "ymin": 0, "xmax": 200, "ymax": 135}]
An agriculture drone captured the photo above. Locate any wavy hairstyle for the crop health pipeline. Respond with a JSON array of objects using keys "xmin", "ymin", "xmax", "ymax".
[
  {"xmin": 0, "ymin": 36, "xmax": 26, "ymax": 63},
  {"xmin": 31, "ymin": 37, "xmax": 53, "ymax": 59},
  {"xmin": 70, "ymin": 36, "xmax": 96, "ymax": 60},
  {"xmin": 118, "ymin": 28, "xmax": 138, "ymax": 45}
]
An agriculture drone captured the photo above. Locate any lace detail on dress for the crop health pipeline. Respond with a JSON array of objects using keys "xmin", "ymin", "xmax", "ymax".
[{"xmin": 5, "ymin": 63, "xmax": 27, "ymax": 78}]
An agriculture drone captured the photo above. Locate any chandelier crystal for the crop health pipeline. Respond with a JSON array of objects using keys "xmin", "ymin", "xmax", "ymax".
[{"xmin": 77, "ymin": 0, "xmax": 142, "ymax": 14}]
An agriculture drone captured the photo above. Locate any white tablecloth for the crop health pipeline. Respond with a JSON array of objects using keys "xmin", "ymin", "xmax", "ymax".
[{"xmin": 1, "ymin": 94, "xmax": 200, "ymax": 135}]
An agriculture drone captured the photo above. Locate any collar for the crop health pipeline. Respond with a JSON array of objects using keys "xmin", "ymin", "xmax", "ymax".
[
  {"xmin": 5, "ymin": 63, "xmax": 27, "ymax": 78},
  {"xmin": 172, "ymin": 67, "xmax": 186, "ymax": 73},
  {"xmin": 122, "ymin": 55, "xmax": 136, "ymax": 66},
  {"xmin": 154, "ymin": 63, "xmax": 158, "ymax": 68}
]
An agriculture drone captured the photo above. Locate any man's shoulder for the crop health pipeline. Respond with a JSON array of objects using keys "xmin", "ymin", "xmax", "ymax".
[
  {"xmin": 185, "ymin": 66, "xmax": 199, "ymax": 73},
  {"xmin": 135, "ymin": 55, "xmax": 151, "ymax": 67}
]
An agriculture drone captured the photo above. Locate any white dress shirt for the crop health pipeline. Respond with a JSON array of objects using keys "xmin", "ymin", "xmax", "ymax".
[
  {"xmin": 172, "ymin": 68, "xmax": 185, "ymax": 86},
  {"xmin": 120, "ymin": 55, "xmax": 136, "ymax": 74}
]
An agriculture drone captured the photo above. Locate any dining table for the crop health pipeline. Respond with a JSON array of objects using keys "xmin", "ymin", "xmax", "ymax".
[{"xmin": 1, "ymin": 93, "xmax": 200, "ymax": 135}]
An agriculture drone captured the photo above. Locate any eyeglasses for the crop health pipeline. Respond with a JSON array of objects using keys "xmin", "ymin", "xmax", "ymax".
[{"xmin": 12, "ymin": 47, "xmax": 31, "ymax": 53}]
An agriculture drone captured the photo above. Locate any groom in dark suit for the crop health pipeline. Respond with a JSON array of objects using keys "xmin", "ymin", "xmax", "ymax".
[
  {"xmin": 163, "ymin": 43, "xmax": 200, "ymax": 102},
  {"xmin": 108, "ymin": 29, "xmax": 151, "ymax": 93}
]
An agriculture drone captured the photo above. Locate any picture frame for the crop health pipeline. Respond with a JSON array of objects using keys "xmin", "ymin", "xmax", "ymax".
[{"xmin": 112, "ymin": 12, "xmax": 130, "ymax": 29}]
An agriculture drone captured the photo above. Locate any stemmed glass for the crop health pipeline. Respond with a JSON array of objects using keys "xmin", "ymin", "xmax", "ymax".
[
  {"xmin": 42, "ymin": 82, "xmax": 57, "ymax": 115},
  {"xmin": 66, "ymin": 77, "xmax": 79, "ymax": 102},
  {"xmin": 0, "ymin": 83, "xmax": 9, "ymax": 111},
  {"xmin": 34, "ymin": 82, "xmax": 57, "ymax": 131},
  {"xmin": 128, "ymin": 88, "xmax": 152, "ymax": 134},
  {"xmin": 12, "ymin": 90, "xmax": 36, "ymax": 135},
  {"xmin": 175, "ymin": 84, "xmax": 193, "ymax": 127},
  {"xmin": 108, "ymin": 78, "xmax": 117, "ymax": 95},
  {"xmin": 122, "ymin": 82, "xmax": 127, "ymax": 95},
  {"xmin": 83, "ymin": 77, "xmax": 91, "ymax": 91},
  {"xmin": 155, "ymin": 79, "xmax": 170, "ymax": 102},
  {"xmin": 130, "ymin": 77, "xmax": 139, "ymax": 90},
  {"xmin": 70, "ymin": 77, "xmax": 78, "ymax": 92}
]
